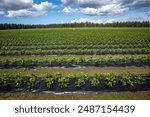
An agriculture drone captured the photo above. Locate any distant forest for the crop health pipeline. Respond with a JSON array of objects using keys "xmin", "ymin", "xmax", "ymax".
[{"xmin": 0, "ymin": 21, "xmax": 150, "ymax": 29}]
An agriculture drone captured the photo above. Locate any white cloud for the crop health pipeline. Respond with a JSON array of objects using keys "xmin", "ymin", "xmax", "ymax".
[
  {"xmin": 77, "ymin": 4, "xmax": 128, "ymax": 16},
  {"xmin": 0, "ymin": 11, "xmax": 5, "ymax": 16},
  {"xmin": 62, "ymin": 7, "xmax": 78, "ymax": 14},
  {"xmin": 80, "ymin": 7, "xmax": 100, "ymax": 15},
  {"xmin": 71, "ymin": 17, "xmax": 119, "ymax": 24},
  {"xmin": 106, "ymin": 19, "xmax": 117, "ymax": 23},
  {"xmin": 100, "ymin": 4, "xmax": 128, "ymax": 14},
  {"xmin": 71, "ymin": 18, "xmax": 102, "ymax": 23},
  {"xmin": 6, "ymin": 9, "xmax": 46, "ymax": 18},
  {"xmin": 33, "ymin": 1, "xmax": 57, "ymax": 11},
  {"xmin": 61, "ymin": 0, "xmax": 150, "ymax": 16},
  {"xmin": 0, "ymin": 0, "xmax": 57, "ymax": 18},
  {"xmin": 61, "ymin": 0, "xmax": 128, "ymax": 16}
]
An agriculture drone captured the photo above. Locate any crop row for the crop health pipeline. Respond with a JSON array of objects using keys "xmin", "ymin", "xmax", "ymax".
[
  {"xmin": 1, "ymin": 44, "xmax": 150, "ymax": 50},
  {"xmin": 1, "ymin": 42, "xmax": 150, "ymax": 47},
  {"xmin": 1, "ymin": 43, "xmax": 150, "ymax": 47},
  {"xmin": 0, "ymin": 55, "xmax": 149, "ymax": 67},
  {"xmin": 0, "ymin": 72, "xmax": 149, "ymax": 91},
  {"xmin": 1, "ymin": 38, "xmax": 149, "ymax": 46},
  {"xmin": 0, "ymin": 48, "xmax": 149, "ymax": 56}
]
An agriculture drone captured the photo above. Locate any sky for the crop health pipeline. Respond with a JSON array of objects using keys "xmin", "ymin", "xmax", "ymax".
[{"xmin": 0, "ymin": 0, "xmax": 150, "ymax": 24}]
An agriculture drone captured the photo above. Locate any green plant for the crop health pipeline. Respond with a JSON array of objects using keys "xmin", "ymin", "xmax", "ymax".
[
  {"xmin": 58, "ymin": 77, "xmax": 69, "ymax": 88},
  {"xmin": 120, "ymin": 72, "xmax": 134, "ymax": 87},
  {"xmin": 27, "ymin": 74, "xmax": 37, "ymax": 88},
  {"xmin": 14, "ymin": 74, "xmax": 23, "ymax": 87},
  {"xmin": 68, "ymin": 72, "xmax": 76, "ymax": 79},
  {"xmin": 133, "ymin": 74, "xmax": 144, "ymax": 85},
  {"xmin": 94, "ymin": 73, "xmax": 103, "ymax": 80},
  {"xmin": 0, "ymin": 74, "xmax": 9, "ymax": 87},
  {"xmin": 54, "ymin": 72, "xmax": 62, "ymax": 80},
  {"xmin": 91, "ymin": 78, "xmax": 100, "ymax": 87},
  {"xmin": 105, "ymin": 72, "xmax": 116, "ymax": 87},
  {"xmin": 75, "ymin": 72, "xmax": 88, "ymax": 87},
  {"xmin": 91, "ymin": 73, "xmax": 102, "ymax": 87},
  {"xmin": 44, "ymin": 74, "xmax": 54, "ymax": 88},
  {"xmin": 0, "ymin": 55, "xmax": 149, "ymax": 67}
]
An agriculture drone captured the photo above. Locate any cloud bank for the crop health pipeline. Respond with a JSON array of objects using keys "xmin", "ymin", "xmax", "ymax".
[
  {"xmin": 62, "ymin": 0, "xmax": 150, "ymax": 16},
  {"xmin": 0, "ymin": 0, "xmax": 57, "ymax": 18},
  {"xmin": 71, "ymin": 17, "xmax": 117, "ymax": 24}
]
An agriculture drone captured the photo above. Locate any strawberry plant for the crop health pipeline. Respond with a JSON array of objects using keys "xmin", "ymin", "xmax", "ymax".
[
  {"xmin": 44, "ymin": 74, "xmax": 54, "ymax": 88},
  {"xmin": 75, "ymin": 72, "xmax": 88, "ymax": 87},
  {"xmin": 0, "ymin": 74, "xmax": 9, "ymax": 87},
  {"xmin": 120, "ymin": 72, "xmax": 134, "ymax": 87},
  {"xmin": 13, "ymin": 73, "xmax": 23, "ymax": 87},
  {"xmin": 58, "ymin": 77, "xmax": 69, "ymax": 88},
  {"xmin": 91, "ymin": 73, "xmax": 103, "ymax": 87},
  {"xmin": 91, "ymin": 78, "xmax": 100, "ymax": 87},
  {"xmin": 27, "ymin": 74, "xmax": 37, "ymax": 88},
  {"xmin": 105, "ymin": 72, "xmax": 116, "ymax": 87},
  {"xmin": 54, "ymin": 72, "xmax": 63, "ymax": 80},
  {"xmin": 133, "ymin": 74, "xmax": 144, "ymax": 85},
  {"xmin": 68, "ymin": 72, "xmax": 76, "ymax": 79}
]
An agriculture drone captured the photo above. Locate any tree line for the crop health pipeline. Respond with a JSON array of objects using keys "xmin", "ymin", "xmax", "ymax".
[{"xmin": 0, "ymin": 21, "xmax": 150, "ymax": 29}]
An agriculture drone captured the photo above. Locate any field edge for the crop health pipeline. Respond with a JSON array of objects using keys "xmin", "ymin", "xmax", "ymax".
[{"xmin": 0, "ymin": 90, "xmax": 150, "ymax": 100}]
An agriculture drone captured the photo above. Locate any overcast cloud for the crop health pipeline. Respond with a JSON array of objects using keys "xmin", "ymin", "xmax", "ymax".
[
  {"xmin": 62, "ymin": 0, "xmax": 150, "ymax": 15},
  {"xmin": 0, "ymin": 0, "xmax": 57, "ymax": 18}
]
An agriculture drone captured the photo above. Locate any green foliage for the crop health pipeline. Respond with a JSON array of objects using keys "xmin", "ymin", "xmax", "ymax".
[
  {"xmin": 0, "ymin": 72, "xmax": 148, "ymax": 89},
  {"xmin": 0, "ymin": 28, "xmax": 150, "ymax": 57},
  {"xmin": 133, "ymin": 74, "xmax": 144, "ymax": 85},
  {"xmin": 1, "ymin": 48, "xmax": 149, "ymax": 55},
  {"xmin": 0, "ymin": 55, "xmax": 149, "ymax": 67},
  {"xmin": 105, "ymin": 73, "xmax": 116, "ymax": 87},
  {"xmin": 120, "ymin": 72, "xmax": 134, "ymax": 87},
  {"xmin": 91, "ymin": 78, "xmax": 100, "ymax": 87},
  {"xmin": 27, "ymin": 74, "xmax": 37, "ymax": 88},
  {"xmin": 53, "ymin": 72, "xmax": 69, "ymax": 88},
  {"xmin": 0, "ymin": 28, "xmax": 149, "ymax": 91},
  {"xmin": 58, "ymin": 77, "xmax": 69, "ymax": 88},
  {"xmin": 54, "ymin": 72, "xmax": 62, "ymax": 80},
  {"xmin": 0, "ymin": 22, "xmax": 150, "ymax": 30},
  {"xmin": 91, "ymin": 73, "xmax": 103, "ymax": 87},
  {"xmin": 0, "ymin": 74, "xmax": 9, "ymax": 86},
  {"xmin": 68, "ymin": 72, "xmax": 76, "ymax": 79},
  {"xmin": 44, "ymin": 74, "xmax": 54, "ymax": 88},
  {"xmin": 75, "ymin": 72, "xmax": 88, "ymax": 87},
  {"xmin": 94, "ymin": 73, "xmax": 103, "ymax": 80},
  {"xmin": 13, "ymin": 74, "xmax": 23, "ymax": 87}
]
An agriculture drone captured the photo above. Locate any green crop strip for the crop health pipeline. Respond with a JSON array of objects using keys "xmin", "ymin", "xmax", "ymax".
[
  {"xmin": 0, "ymin": 55, "xmax": 149, "ymax": 67},
  {"xmin": 0, "ymin": 72, "xmax": 149, "ymax": 90}
]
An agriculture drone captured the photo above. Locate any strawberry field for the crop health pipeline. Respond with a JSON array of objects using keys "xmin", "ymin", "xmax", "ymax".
[{"xmin": 0, "ymin": 28, "xmax": 150, "ymax": 99}]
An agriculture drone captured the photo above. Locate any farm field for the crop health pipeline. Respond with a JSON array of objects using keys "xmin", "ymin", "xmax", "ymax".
[{"xmin": 0, "ymin": 28, "xmax": 150, "ymax": 99}]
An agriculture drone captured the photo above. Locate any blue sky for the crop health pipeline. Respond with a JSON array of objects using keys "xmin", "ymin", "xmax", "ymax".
[{"xmin": 0, "ymin": 0, "xmax": 150, "ymax": 24}]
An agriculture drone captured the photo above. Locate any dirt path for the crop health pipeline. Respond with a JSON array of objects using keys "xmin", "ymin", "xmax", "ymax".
[{"xmin": 0, "ymin": 66, "xmax": 149, "ymax": 76}]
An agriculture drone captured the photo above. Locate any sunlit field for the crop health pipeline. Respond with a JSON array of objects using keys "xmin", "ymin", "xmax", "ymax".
[{"xmin": 0, "ymin": 28, "xmax": 150, "ymax": 99}]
